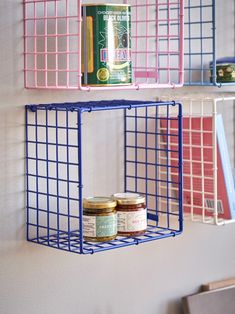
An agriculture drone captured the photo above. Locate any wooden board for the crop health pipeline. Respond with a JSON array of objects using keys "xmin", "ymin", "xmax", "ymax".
[
  {"xmin": 182, "ymin": 286, "xmax": 235, "ymax": 314},
  {"xmin": 201, "ymin": 277, "xmax": 235, "ymax": 291}
]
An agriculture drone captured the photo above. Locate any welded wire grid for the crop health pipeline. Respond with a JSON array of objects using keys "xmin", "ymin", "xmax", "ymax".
[
  {"xmin": 26, "ymin": 100, "xmax": 183, "ymax": 254},
  {"xmin": 127, "ymin": 0, "xmax": 184, "ymax": 88},
  {"xmin": 124, "ymin": 102, "xmax": 183, "ymax": 239},
  {"xmin": 161, "ymin": 96, "xmax": 235, "ymax": 225},
  {"xmin": 25, "ymin": 104, "xmax": 82, "ymax": 252},
  {"xmin": 24, "ymin": 0, "xmax": 80, "ymax": 88},
  {"xmin": 23, "ymin": 0, "xmax": 184, "ymax": 90},
  {"xmin": 184, "ymin": 0, "xmax": 216, "ymax": 85}
]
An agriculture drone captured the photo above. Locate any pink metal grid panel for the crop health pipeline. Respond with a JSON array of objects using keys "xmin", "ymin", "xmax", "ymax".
[{"xmin": 24, "ymin": 0, "xmax": 184, "ymax": 90}]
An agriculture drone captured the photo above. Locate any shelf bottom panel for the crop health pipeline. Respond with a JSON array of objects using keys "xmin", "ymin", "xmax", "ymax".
[{"xmin": 28, "ymin": 225, "xmax": 182, "ymax": 254}]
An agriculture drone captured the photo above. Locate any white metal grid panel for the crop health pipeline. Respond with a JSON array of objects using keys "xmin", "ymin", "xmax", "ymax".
[{"xmin": 160, "ymin": 95, "xmax": 235, "ymax": 225}]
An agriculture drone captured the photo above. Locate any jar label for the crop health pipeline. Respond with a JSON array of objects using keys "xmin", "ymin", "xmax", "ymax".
[
  {"xmin": 117, "ymin": 209, "xmax": 147, "ymax": 232},
  {"xmin": 83, "ymin": 214, "xmax": 117, "ymax": 238}
]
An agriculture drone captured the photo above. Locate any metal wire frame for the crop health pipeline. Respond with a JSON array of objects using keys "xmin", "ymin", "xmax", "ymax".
[
  {"xmin": 25, "ymin": 99, "xmax": 183, "ymax": 254},
  {"xmin": 23, "ymin": 0, "xmax": 184, "ymax": 90},
  {"xmin": 184, "ymin": 0, "xmax": 235, "ymax": 86},
  {"xmin": 161, "ymin": 94, "xmax": 235, "ymax": 225}
]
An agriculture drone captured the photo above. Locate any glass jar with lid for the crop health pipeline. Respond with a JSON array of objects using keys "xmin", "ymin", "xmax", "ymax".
[
  {"xmin": 83, "ymin": 197, "xmax": 117, "ymax": 242},
  {"xmin": 112, "ymin": 193, "xmax": 147, "ymax": 236}
]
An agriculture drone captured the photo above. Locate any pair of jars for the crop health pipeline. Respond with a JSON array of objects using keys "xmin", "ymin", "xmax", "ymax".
[{"xmin": 83, "ymin": 193, "xmax": 147, "ymax": 242}]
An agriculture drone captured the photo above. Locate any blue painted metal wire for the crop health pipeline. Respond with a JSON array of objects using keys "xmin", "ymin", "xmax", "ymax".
[
  {"xmin": 184, "ymin": 0, "xmax": 235, "ymax": 86},
  {"xmin": 25, "ymin": 100, "xmax": 183, "ymax": 254}
]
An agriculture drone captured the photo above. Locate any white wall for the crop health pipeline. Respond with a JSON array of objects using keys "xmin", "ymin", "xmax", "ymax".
[{"xmin": 1, "ymin": 1, "xmax": 235, "ymax": 314}]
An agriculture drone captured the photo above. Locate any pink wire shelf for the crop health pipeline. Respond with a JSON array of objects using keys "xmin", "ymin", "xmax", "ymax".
[{"xmin": 23, "ymin": 0, "xmax": 184, "ymax": 90}]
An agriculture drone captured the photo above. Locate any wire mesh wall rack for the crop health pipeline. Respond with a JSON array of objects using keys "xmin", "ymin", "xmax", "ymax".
[
  {"xmin": 184, "ymin": 0, "xmax": 235, "ymax": 86},
  {"xmin": 160, "ymin": 94, "xmax": 235, "ymax": 225},
  {"xmin": 25, "ymin": 99, "xmax": 183, "ymax": 254},
  {"xmin": 23, "ymin": 0, "xmax": 184, "ymax": 90}
]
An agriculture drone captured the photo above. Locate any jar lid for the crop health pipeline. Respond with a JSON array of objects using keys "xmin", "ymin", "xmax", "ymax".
[
  {"xmin": 210, "ymin": 56, "xmax": 235, "ymax": 66},
  {"xmin": 112, "ymin": 192, "xmax": 145, "ymax": 205},
  {"xmin": 83, "ymin": 197, "xmax": 117, "ymax": 209}
]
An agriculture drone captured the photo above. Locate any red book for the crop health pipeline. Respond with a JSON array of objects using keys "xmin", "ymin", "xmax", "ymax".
[{"xmin": 160, "ymin": 115, "xmax": 235, "ymax": 220}]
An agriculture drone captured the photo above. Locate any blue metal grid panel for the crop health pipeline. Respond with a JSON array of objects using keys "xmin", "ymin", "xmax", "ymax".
[
  {"xmin": 184, "ymin": 0, "xmax": 216, "ymax": 86},
  {"xmin": 26, "ymin": 107, "xmax": 83, "ymax": 253},
  {"xmin": 124, "ymin": 103, "xmax": 183, "ymax": 236},
  {"xmin": 184, "ymin": 0, "xmax": 235, "ymax": 87},
  {"xmin": 25, "ymin": 100, "xmax": 183, "ymax": 254}
]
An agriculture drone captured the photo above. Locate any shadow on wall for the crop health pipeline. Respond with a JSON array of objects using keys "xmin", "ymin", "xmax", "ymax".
[
  {"xmin": 0, "ymin": 1, "xmax": 23, "ymax": 90},
  {"xmin": 166, "ymin": 298, "xmax": 183, "ymax": 314},
  {"xmin": 0, "ymin": 106, "xmax": 25, "ymax": 246}
]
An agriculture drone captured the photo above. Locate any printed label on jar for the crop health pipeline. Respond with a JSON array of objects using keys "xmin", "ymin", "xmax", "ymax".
[
  {"xmin": 83, "ymin": 214, "xmax": 117, "ymax": 238},
  {"xmin": 117, "ymin": 209, "xmax": 147, "ymax": 232}
]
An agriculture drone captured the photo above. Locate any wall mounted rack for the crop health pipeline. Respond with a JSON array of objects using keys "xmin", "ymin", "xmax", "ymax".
[
  {"xmin": 23, "ymin": 0, "xmax": 184, "ymax": 90},
  {"xmin": 161, "ymin": 94, "xmax": 235, "ymax": 225},
  {"xmin": 25, "ymin": 99, "xmax": 183, "ymax": 254}
]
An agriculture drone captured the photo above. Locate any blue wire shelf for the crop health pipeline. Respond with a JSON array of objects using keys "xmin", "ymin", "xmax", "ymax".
[
  {"xmin": 25, "ymin": 100, "xmax": 183, "ymax": 254},
  {"xmin": 184, "ymin": 0, "xmax": 235, "ymax": 87}
]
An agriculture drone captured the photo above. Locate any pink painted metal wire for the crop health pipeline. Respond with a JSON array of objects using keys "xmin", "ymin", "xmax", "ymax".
[{"xmin": 23, "ymin": 0, "xmax": 184, "ymax": 90}]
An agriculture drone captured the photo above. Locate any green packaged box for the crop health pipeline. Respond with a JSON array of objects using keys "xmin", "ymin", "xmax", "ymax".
[{"xmin": 82, "ymin": 4, "xmax": 132, "ymax": 86}]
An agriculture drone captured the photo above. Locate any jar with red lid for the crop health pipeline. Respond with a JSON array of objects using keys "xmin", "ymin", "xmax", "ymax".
[{"xmin": 112, "ymin": 193, "xmax": 147, "ymax": 236}]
